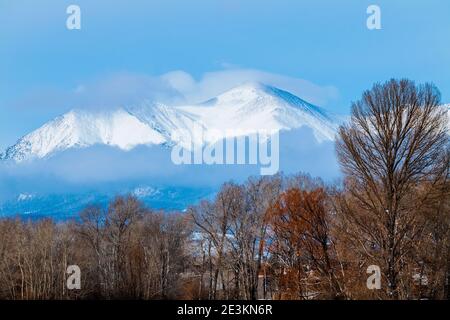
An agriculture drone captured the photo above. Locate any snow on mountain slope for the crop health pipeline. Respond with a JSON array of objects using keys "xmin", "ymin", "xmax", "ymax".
[
  {"xmin": 2, "ymin": 109, "xmax": 166, "ymax": 162},
  {"xmin": 126, "ymin": 101, "xmax": 202, "ymax": 143},
  {"xmin": 1, "ymin": 83, "xmax": 340, "ymax": 162},
  {"xmin": 178, "ymin": 82, "xmax": 338, "ymax": 143}
]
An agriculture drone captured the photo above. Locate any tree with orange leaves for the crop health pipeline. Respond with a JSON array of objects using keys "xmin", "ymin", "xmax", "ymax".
[{"xmin": 267, "ymin": 188, "xmax": 344, "ymax": 299}]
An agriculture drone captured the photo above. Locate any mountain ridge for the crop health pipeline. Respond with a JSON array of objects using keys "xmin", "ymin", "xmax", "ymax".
[{"xmin": 1, "ymin": 83, "xmax": 341, "ymax": 162}]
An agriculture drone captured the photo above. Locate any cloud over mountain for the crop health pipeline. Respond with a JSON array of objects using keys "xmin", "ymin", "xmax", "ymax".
[{"xmin": 1, "ymin": 83, "xmax": 340, "ymax": 162}]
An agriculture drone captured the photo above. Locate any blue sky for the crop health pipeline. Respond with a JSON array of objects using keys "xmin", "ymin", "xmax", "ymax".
[{"xmin": 1, "ymin": 0, "xmax": 449, "ymax": 149}]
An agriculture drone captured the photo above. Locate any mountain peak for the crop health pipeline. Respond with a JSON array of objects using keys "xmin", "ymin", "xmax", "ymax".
[
  {"xmin": 220, "ymin": 81, "xmax": 293, "ymax": 99},
  {"xmin": 2, "ymin": 84, "xmax": 341, "ymax": 162},
  {"xmin": 198, "ymin": 82, "xmax": 270, "ymax": 106},
  {"xmin": 177, "ymin": 83, "xmax": 339, "ymax": 143},
  {"xmin": 226, "ymin": 81, "xmax": 272, "ymax": 92},
  {"xmin": 201, "ymin": 82, "xmax": 315, "ymax": 111}
]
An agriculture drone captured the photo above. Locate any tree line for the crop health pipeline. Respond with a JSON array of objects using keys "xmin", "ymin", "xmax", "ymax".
[{"xmin": 0, "ymin": 79, "xmax": 448, "ymax": 300}]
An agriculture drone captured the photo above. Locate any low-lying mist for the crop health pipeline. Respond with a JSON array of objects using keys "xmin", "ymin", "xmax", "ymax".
[{"xmin": 0, "ymin": 127, "xmax": 340, "ymax": 206}]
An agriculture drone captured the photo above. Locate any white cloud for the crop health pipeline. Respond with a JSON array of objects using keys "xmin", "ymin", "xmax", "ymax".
[
  {"xmin": 160, "ymin": 68, "xmax": 339, "ymax": 106},
  {"xmin": 64, "ymin": 68, "xmax": 338, "ymax": 109},
  {"xmin": 9, "ymin": 69, "xmax": 338, "ymax": 113}
]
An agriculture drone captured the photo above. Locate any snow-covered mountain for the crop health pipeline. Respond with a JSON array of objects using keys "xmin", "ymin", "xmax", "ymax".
[
  {"xmin": 1, "ymin": 83, "xmax": 340, "ymax": 162},
  {"xmin": 1, "ymin": 108, "xmax": 167, "ymax": 162},
  {"xmin": 178, "ymin": 82, "xmax": 338, "ymax": 143}
]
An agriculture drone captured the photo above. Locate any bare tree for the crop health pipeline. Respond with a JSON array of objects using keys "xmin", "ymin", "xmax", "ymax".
[
  {"xmin": 190, "ymin": 183, "xmax": 238, "ymax": 299},
  {"xmin": 231, "ymin": 175, "xmax": 281, "ymax": 300},
  {"xmin": 336, "ymin": 79, "xmax": 449, "ymax": 299}
]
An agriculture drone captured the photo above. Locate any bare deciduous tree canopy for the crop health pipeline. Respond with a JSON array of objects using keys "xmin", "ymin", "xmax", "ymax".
[{"xmin": 336, "ymin": 79, "xmax": 449, "ymax": 299}]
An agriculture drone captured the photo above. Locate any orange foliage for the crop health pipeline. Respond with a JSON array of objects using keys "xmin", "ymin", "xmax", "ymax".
[{"xmin": 267, "ymin": 188, "xmax": 342, "ymax": 299}]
